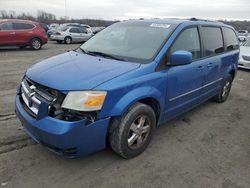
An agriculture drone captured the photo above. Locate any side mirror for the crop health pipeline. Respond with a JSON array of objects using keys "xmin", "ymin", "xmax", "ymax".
[{"xmin": 169, "ymin": 50, "xmax": 192, "ymax": 66}]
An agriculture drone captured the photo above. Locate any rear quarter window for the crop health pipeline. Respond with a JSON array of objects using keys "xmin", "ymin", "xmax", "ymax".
[
  {"xmin": 223, "ymin": 27, "xmax": 239, "ymax": 51},
  {"xmin": 201, "ymin": 27, "xmax": 224, "ymax": 57}
]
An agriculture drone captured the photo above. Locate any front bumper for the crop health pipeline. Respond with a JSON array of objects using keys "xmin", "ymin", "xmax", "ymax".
[
  {"xmin": 238, "ymin": 59, "xmax": 250, "ymax": 70},
  {"xmin": 15, "ymin": 95, "xmax": 110, "ymax": 157}
]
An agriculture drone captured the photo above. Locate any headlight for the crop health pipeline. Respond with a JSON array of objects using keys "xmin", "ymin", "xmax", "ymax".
[{"xmin": 62, "ymin": 91, "xmax": 107, "ymax": 111}]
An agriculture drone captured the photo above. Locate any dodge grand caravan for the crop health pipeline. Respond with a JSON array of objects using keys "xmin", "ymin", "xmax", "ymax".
[{"xmin": 15, "ymin": 19, "xmax": 239, "ymax": 158}]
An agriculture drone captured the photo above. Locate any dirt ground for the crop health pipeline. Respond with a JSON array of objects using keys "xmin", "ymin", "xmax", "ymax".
[{"xmin": 0, "ymin": 41, "xmax": 250, "ymax": 188}]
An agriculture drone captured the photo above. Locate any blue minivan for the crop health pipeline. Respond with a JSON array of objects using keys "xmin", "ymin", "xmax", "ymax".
[{"xmin": 15, "ymin": 18, "xmax": 239, "ymax": 158}]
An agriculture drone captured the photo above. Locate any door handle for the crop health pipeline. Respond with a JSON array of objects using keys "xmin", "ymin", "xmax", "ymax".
[
  {"xmin": 196, "ymin": 65, "xmax": 204, "ymax": 71},
  {"xmin": 10, "ymin": 32, "xmax": 15, "ymax": 35},
  {"xmin": 207, "ymin": 63, "xmax": 213, "ymax": 68}
]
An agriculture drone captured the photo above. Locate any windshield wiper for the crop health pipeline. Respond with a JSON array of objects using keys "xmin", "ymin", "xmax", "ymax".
[
  {"xmin": 78, "ymin": 48, "xmax": 127, "ymax": 61},
  {"xmin": 78, "ymin": 48, "xmax": 92, "ymax": 55},
  {"xmin": 87, "ymin": 51, "xmax": 127, "ymax": 61}
]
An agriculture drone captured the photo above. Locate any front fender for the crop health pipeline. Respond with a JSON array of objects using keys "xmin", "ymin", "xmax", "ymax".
[{"xmin": 109, "ymin": 86, "xmax": 164, "ymax": 117}]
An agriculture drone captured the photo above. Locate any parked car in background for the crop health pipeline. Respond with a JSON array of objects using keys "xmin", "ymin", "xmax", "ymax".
[
  {"xmin": 0, "ymin": 19, "xmax": 48, "ymax": 50},
  {"xmin": 49, "ymin": 23, "xmax": 59, "ymax": 30},
  {"xmin": 238, "ymin": 30, "xmax": 249, "ymax": 42},
  {"xmin": 92, "ymin": 26, "xmax": 105, "ymax": 34},
  {"xmin": 39, "ymin": 23, "xmax": 49, "ymax": 32},
  {"xmin": 50, "ymin": 26, "xmax": 93, "ymax": 44},
  {"xmin": 47, "ymin": 23, "xmax": 60, "ymax": 37},
  {"xmin": 64, "ymin": 23, "xmax": 93, "ymax": 33},
  {"xmin": 238, "ymin": 39, "xmax": 250, "ymax": 69},
  {"xmin": 16, "ymin": 19, "xmax": 239, "ymax": 159}
]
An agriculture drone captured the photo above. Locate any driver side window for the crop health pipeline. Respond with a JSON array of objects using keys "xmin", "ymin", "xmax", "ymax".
[{"xmin": 171, "ymin": 27, "xmax": 201, "ymax": 60}]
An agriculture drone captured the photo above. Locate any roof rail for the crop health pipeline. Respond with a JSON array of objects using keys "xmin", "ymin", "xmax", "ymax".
[{"xmin": 190, "ymin": 17, "xmax": 222, "ymax": 23}]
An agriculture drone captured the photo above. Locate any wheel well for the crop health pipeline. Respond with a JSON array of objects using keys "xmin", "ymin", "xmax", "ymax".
[
  {"xmin": 230, "ymin": 69, "xmax": 236, "ymax": 80},
  {"xmin": 65, "ymin": 36, "xmax": 72, "ymax": 40},
  {"xmin": 30, "ymin": 37, "xmax": 41, "ymax": 43},
  {"xmin": 138, "ymin": 98, "xmax": 161, "ymax": 123}
]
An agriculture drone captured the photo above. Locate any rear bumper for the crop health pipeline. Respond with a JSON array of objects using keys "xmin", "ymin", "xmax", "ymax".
[
  {"xmin": 238, "ymin": 60, "xmax": 250, "ymax": 70},
  {"xmin": 15, "ymin": 95, "xmax": 110, "ymax": 157}
]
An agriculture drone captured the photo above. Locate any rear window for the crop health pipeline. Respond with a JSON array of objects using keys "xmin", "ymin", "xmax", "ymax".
[
  {"xmin": 201, "ymin": 27, "xmax": 224, "ymax": 57},
  {"xmin": 13, "ymin": 22, "xmax": 34, "ymax": 30},
  {"xmin": 223, "ymin": 27, "xmax": 239, "ymax": 51},
  {"xmin": 0, "ymin": 22, "xmax": 13, "ymax": 30}
]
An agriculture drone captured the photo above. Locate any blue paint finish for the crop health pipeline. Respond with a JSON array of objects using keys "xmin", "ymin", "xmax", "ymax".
[
  {"xmin": 16, "ymin": 96, "xmax": 110, "ymax": 157},
  {"xmin": 15, "ymin": 19, "xmax": 240, "ymax": 157},
  {"xmin": 26, "ymin": 51, "xmax": 140, "ymax": 91},
  {"xmin": 170, "ymin": 51, "xmax": 192, "ymax": 66}
]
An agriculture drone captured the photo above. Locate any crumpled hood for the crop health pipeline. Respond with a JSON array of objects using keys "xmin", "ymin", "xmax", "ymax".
[{"xmin": 26, "ymin": 51, "xmax": 140, "ymax": 91}]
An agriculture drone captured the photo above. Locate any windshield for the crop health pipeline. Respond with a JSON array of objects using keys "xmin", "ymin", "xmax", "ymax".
[
  {"xmin": 80, "ymin": 22, "xmax": 177, "ymax": 63},
  {"xmin": 244, "ymin": 40, "xmax": 250, "ymax": 47}
]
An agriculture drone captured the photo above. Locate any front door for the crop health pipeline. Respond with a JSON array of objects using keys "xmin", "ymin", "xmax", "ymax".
[{"xmin": 164, "ymin": 27, "xmax": 206, "ymax": 120}]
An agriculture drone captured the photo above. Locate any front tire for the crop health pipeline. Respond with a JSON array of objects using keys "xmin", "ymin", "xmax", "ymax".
[
  {"xmin": 109, "ymin": 103, "xmax": 156, "ymax": 159},
  {"xmin": 64, "ymin": 37, "xmax": 72, "ymax": 44},
  {"xmin": 30, "ymin": 38, "xmax": 42, "ymax": 50},
  {"xmin": 214, "ymin": 76, "xmax": 233, "ymax": 103}
]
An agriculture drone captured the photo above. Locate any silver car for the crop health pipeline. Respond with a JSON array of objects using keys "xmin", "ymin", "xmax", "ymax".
[
  {"xmin": 239, "ymin": 39, "xmax": 250, "ymax": 69},
  {"xmin": 50, "ymin": 26, "xmax": 93, "ymax": 44}
]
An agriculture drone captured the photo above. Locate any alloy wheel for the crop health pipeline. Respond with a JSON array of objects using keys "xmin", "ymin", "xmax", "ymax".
[{"xmin": 127, "ymin": 116, "xmax": 151, "ymax": 150}]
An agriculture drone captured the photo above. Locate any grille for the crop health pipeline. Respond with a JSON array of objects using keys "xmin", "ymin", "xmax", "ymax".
[
  {"xmin": 242, "ymin": 55, "xmax": 250, "ymax": 61},
  {"xmin": 20, "ymin": 77, "xmax": 57, "ymax": 118}
]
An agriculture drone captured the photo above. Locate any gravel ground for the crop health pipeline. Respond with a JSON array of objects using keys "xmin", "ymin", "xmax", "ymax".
[{"xmin": 0, "ymin": 41, "xmax": 250, "ymax": 188}]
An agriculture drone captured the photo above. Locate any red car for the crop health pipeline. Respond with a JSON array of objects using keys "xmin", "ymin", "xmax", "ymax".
[{"xmin": 0, "ymin": 19, "xmax": 48, "ymax": 50}]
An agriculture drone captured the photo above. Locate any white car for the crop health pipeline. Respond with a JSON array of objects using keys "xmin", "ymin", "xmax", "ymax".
[
  {"xmin": 238, "ymin": 39, "xmax": 250, "ymax": 69},
  {"xmin": 238, "ymin": 30, "xmax": 249, "ymax": 42},
  {"xmin": 50, "ymin": 26, "xmax": 93, "ymax": 44}
]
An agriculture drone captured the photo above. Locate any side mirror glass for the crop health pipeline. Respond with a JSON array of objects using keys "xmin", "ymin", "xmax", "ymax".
[{"xmin": 169, "ymin": 50, "xmax": 192, "ymax": 66}]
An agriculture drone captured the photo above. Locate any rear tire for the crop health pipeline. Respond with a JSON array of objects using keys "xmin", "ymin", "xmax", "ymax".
[
  {"xmin": 214, "ymin": 76, "xmax": 233, "ymax": 103},
  {"xmin": 64, "ymin": 37, "xmax": 72, "ymax": 44},
  {"xmin": 30, "ymin": 38, "xmax": 42, "ymax": 50},
  {"xmin": 109, "ymin": 103, "xmax": 156, "ymax": 159}
]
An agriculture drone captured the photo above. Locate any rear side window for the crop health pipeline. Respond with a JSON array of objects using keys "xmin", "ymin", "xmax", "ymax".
[
  {"xmin": 0, "ymin": 22, "xmax": 13, "ymax": 30},
  {"xmin": 69, "ymin": 28, "xmax": 80, "ymax": 33},
  {"xmin": 79, "ymin": 28, "xmax": 87, "ymax": 33},
  {"xmin": 201, "ymin": 27, "xmax": 224, "ymax": 56},
  {"xmin": 171, "ymin": 27, "xmax": 201, "ymax": 60},
  {"xmin": 13, "ymin": 23, "xmax": 34, "ymax": 30},
  {"xmin": 223, "ymin": 27, "xmax": 239, "ymax": 51}
]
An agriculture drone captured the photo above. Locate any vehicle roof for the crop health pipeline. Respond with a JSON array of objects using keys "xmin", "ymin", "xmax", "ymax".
[
  {"xmin": 123, "ymin": 18, "xmax": 232, "ymax": 28},
  {"xmin": 0, "ymin": 19, "xmax": 38, "ymax": 24}
]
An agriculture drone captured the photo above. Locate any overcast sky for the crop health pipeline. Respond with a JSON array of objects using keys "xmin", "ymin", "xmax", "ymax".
[{"xmin": 0, "ymin": 0, "xmax": 249, "ymax": 20}]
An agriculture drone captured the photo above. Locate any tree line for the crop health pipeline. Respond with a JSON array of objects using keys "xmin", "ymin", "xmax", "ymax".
[
  {"xmin": 0, "ymin": 10, "xmax": 117, "ymax": 27},
  {"xmin": 1, "ymin": 10, "xmax": 250, "ymax": 30}
]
